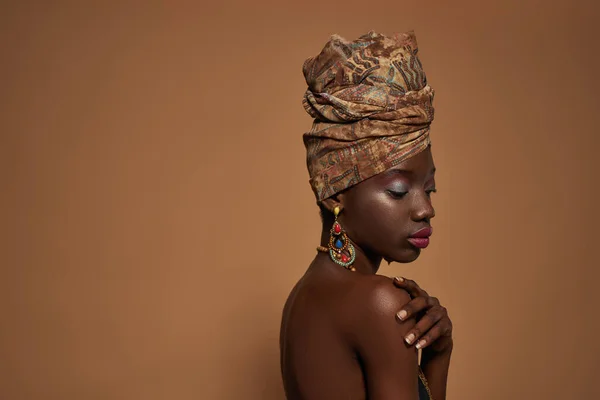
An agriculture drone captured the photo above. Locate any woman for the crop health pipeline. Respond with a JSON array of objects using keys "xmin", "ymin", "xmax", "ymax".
[{"xmin": 280, "ymin": 31, "xmax": 453, "ymax": 399}]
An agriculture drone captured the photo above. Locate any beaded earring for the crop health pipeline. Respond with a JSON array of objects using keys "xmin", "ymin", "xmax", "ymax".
[{"xmin": 317, "ymin": 206, "xmax": 356, "ymax": 271}]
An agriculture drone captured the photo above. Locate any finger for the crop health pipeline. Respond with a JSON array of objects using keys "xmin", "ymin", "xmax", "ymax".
[
  {"xmin": 396, "ymin": 295, "xmax": 440, "ymax": 321},
  {"xmin": 393, "ymin": 277, "xmax": 428, "ymax": 298},
  {"xmin": 415, "ymin": 323, "xmax": 452, "ymax": 350},
  {"xmin": 396, "ymin": 296, "xmax": 429, "ymax": 321},
  {"xmin": 427, "ymin": 296, "xmax": 440, "ymax": 307},
  {"xmin": 403, "ymin": 308, "xmax": 446, "ymax": 345}
]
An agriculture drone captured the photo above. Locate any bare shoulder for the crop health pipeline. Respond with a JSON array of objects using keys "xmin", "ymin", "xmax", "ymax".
[
  {"xmin": 345, "ymin": 274, "xmax": 418, "ymax": 372},
  {"xmin": 355, "ymin": 274, "xmax": 412, "ymax": 318},
  {"xmin": 337, "ymin": 274, "xmax": 414, "ymax": 340}
]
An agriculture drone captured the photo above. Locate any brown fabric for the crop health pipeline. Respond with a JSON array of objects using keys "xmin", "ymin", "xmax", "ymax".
[{"xmin": 302, "ymin": 30, "xmax": 435, "ymax": 202}]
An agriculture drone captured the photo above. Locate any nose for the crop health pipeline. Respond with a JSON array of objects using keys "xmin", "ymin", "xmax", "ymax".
[{"xmin": 411, "ymin": 192, "xmax": 435, "ymax": 222}]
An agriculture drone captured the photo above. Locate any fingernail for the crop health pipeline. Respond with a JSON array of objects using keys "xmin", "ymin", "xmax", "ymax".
[
  {"xmin": 415, "ymin": 339, "xmax": 426, "ymax": 349},
  {"xmin": 394, "ymin": 276, "xmax": 404, "ymax": 282},
  {"xmin": 405, "ymin": 333, "xmax": 416, "ymax": 344},
  {"xmin": 397, "ymin": 310, "xmax": 408, "ymax": 320}
]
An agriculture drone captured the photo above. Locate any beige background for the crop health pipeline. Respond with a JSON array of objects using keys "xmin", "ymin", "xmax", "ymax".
[{"xmin": 2, "ymin": 1, "xmax": 599, "ymax": 399}]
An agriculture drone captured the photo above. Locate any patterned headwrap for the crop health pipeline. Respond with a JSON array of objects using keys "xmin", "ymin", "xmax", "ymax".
[{"xmin": 302, "ymin": 30, "xmax": 435, "ymax": 202}]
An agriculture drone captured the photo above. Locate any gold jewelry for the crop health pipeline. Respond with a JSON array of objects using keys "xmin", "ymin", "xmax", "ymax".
[{"xmin": 316, "ymin": 206, "xmax": 356, "ymax": 271}]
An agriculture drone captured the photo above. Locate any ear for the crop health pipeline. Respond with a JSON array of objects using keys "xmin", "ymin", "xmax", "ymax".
[{"xmin": 320, "ymin": 193, "xmax": 346, "ymax": 214}]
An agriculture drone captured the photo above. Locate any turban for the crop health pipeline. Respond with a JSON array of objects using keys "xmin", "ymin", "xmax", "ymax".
[{"xmin": 302, "ymin": 30, "xmax": 435, "ymax": 202}]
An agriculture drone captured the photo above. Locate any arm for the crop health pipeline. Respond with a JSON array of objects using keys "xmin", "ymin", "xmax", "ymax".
[
  {"xmin": 352, "ymin": 278, "xmax": 421, "ymax": 400},
  {"xmin": 421, "ymin": 347, "xmax": 451, "ymax": 400},
  {"xmin": 393, "ymin": 276, "xmax": 453, "ymax": 400}
]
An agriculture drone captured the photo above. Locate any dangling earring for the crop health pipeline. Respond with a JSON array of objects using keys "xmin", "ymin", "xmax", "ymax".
[{"xmin": 317, "ymin": 206, "xmax": 356, "ymax": 271}]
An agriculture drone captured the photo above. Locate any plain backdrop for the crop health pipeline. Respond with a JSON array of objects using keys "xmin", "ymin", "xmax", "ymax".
[{"xmin": 2, "ymin": 1, "xmax": 599, "ymax": 399}]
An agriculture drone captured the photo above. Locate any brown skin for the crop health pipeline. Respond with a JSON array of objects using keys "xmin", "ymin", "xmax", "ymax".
[{"xmin": 280, "ymin": 146, "xmax": 453, "ymax": 399}]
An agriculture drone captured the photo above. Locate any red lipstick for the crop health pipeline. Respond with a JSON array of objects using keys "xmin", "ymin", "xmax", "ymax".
[{"xmin": 407, "ymin": 227, "xmax": 432, "ymax": 249}]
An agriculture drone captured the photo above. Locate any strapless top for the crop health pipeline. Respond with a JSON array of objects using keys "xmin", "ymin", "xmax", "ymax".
[{"xmin": 418, "ymin": 367, "xmax": 432, "ymax": 400}]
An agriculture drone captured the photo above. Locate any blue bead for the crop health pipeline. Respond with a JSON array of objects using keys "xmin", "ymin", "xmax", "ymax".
[{"xmin": 335, "ymin": 238, "xmax": 343, "ymax": 249}]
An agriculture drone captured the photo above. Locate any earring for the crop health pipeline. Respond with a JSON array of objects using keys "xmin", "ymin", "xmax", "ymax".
[{"xmin": 318, "ymin": 206, "xmax": 356, "ymax": 271}]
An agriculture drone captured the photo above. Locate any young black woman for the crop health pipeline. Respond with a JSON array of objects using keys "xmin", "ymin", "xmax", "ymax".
[{"xmin": 280, "ymin": 31, "xmax": 452, "ymax": 400}]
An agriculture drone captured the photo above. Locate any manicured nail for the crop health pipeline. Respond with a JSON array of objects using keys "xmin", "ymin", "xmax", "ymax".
[
  {"xmin": 405, "ymin": 333, "xmax": 416, "ymax": 344},
  {"xmin": 415, "ymin": 339, "xmax": 426, "ymax": 349},
  {"xmin": 394, "ymin": 276, "xmax": 404, "ymax": 282},
  {"xmin": 397, "ymin": 310, "xmax": 408, "ymax": 320}
]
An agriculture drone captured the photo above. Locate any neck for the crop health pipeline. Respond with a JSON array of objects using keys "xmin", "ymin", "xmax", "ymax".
[{"xmin": 319, "ymin": 224, "xmax": 382, "ymax": 274}]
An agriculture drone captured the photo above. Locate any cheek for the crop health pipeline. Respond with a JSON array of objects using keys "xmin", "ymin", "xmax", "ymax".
[{"xmin": 346, "ymin": 191, "xmax": 410, "ymax": 247}]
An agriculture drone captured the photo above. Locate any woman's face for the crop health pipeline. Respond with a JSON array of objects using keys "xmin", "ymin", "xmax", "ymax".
[{"xmin": 337, "ymin": 146, "xmax": 436, "ymax": 263}]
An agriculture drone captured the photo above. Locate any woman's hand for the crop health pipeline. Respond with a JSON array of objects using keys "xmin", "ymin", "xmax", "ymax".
[{"xmin": 393, "ymin": 276, "xmax": 453, "ymax": 356}]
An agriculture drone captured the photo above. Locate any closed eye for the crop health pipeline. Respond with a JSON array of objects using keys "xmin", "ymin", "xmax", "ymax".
[{"xmin": 387, "ymin": 190, "xmax": 408, "ymax": 199}]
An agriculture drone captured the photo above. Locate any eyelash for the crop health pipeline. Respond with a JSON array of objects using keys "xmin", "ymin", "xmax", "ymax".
[
  {"xmin": 387, "ymin": 190, "xmax": 408, "ymax": 199},
  {"xmin": 387, "ymin": 189, "xmax": 437, "ymax": 199}
]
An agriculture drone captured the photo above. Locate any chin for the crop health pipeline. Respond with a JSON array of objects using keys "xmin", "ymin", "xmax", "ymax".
[{"xmin": 386, "ymin": 248, "xmax": 421, "ymax": 264}]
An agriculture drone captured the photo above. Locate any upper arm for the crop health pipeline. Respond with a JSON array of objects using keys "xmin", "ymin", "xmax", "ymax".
[{"xmin": 352, "ymin": 277, "xmax": 420, "ymax": 400}]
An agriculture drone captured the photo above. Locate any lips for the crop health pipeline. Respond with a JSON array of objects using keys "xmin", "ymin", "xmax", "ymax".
[
  {"xmin": 409, "ymin": 227, "xmax": 433, "ymax": 238},
  {"xmin": 407, "ymin": 237, "xmax": 430, "ymax": 249},
  {"xmin": 407, "ymin": 227, "xmax": 432, "ymax": 249}
]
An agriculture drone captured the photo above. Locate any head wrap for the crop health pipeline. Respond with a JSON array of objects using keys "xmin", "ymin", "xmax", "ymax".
[{"xmin": 302, "ymin": 30, "xmax": 435, "ymax": 202}]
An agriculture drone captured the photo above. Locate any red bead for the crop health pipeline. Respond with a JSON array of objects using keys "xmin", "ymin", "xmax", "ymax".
[
  {"xmin": 334, "ymin": 223, "xmax": 341, "ymax": 234},
  {"xmin": 341, "ymin": 254, "xmax": 349, "ymax": 263}
]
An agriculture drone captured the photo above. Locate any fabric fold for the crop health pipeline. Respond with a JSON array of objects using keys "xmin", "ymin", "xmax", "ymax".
[{"xmin": 302, "ymin": 30, "xmax": 435, "ymax": 201}]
